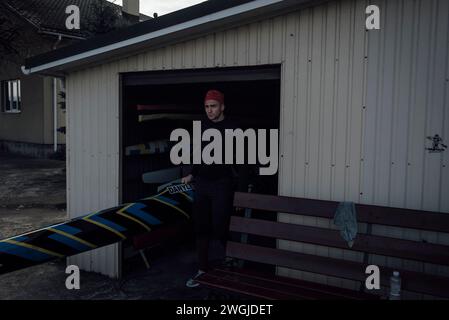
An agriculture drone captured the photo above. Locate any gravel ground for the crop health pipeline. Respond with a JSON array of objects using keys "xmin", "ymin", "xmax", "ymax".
[{"xmin": 0, "ymin": 153, "xmax": 208, "ymax": 300}]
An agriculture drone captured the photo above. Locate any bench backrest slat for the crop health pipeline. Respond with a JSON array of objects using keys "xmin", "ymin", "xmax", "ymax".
[
  {"xmin": 230, "ymin": 216, "xmax": 449, "ymax": 266},
  {"xmin": 233, "ymin": 192, "xmax": 449, "ymax": 233},
  {"xmin": 226, "ymin": 241, "xmax": 449, "ymax": 298}
]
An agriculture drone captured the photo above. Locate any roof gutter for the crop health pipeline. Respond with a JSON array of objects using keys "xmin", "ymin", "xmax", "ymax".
[
  {"xmin": 22, "ymin": 0, "xmax": 284, "ymax": 75},
  {"xmin": 21, "ymin": 66, "xmax": 31, "ymax": 75}
]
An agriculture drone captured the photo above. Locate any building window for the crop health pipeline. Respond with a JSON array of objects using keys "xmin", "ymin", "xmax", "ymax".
[{"xmin": 1, "ymin": 79, "xmax": 21, "ymax": 113}]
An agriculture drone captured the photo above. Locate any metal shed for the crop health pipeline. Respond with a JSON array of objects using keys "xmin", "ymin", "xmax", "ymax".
[{"xmin": 24, "ymin": 0, "xmax": 449, "ymax": 298}]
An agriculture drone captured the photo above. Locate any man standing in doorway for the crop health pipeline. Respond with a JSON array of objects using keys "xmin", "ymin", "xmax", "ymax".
[{"xmin": 182, "ymin": 89, "xmax": 246, "ymax": 288}]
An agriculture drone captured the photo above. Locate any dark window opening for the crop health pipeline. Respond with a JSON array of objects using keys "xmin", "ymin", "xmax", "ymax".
[{"xmin": 1, "ymin": 79, "xmax": 21, "ymax": 113}]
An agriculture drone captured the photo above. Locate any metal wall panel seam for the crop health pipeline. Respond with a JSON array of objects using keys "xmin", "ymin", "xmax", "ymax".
[
  {"xmin": 316, "ymin": 2, "xmax": 327, "ymax": 202},
  {"xmin": 315, "ymin": 3, "xmax": 330, "ymax": 286},
  {"xmin": 86, "ymin": 69, "xmax": 95, "ymax": 271},
  {"xmin": 71, "ymin": 72, "xmax": 79, "ymax": 220},
  {"xmin": 226, "ymin": 29, "xmax": 233, "ymax": 66},
  {"xmin": 357, "ymin": 0, "xmax": 369, "ymax": 204},
  {"xmin": 203, "ymin": 36, "xmax": 208, "ymax": 67},
  {"xmin": 392, "ymin": 0, "xmax": 409, "ymax": 209},
  {"xmin": 378, "ymin": 1, "xmax": 398, "ymax": 205},
  {"xmin": 380, "ymin": 0, "xmax": 396, "ymax": 214},
  {"xmin": 256, "ymin": 21, "xmax": 261, "ymax": 64},
  {"xmin": 281, "ymin": 13, "xmax": 298, "ymax": 196},
  {"xmin": 304, "ymin": 8, "xmax": 313, "ymax": 199},
  {"xmin": 278, "ymin": 12, "xmax": 301, "ymax": 272},
  {"xmin": 348, "ymin": 0, "xmax": 366, "ymax": 265},
  {"xmin": 373, "ymin": 0, "xmax": 385, "ymax": 206},
  {"xmin": 389, "ymin": 0, "xmax": 405, "ymax": 269},
  {"xmin": 439, "ymin": 0, "xmax": 449, "ymax": 213},
  {"xmin": 268, "ymin": 18, "xmax": 273, "ymax": 63},
  {"xmin": 185, "ymin": 41, "xmax": 194, "ymax": 68},
  {"xmin": 113, "ymin": 61, "xmax": 121, "ymax": 277},
  {"xmin": 420, "ymin": 0, "xmax": 438, "ymax": 212},
  {"xmin": 334, "ymin": 0, "xmax": 351, "ymax": 202},
  {"xmin": 194, "ymin": 38, "xmax": 202, "ymax": 68},
  {"xmin": 404, "ymin": 0, "xmax": 419, "ymax": 209},
  {"xmin": 290, "ymin": 13, "xmax": 305, "ymax": 195},
  {"xmin": 300, "ymin": 7, "xmax": 309, "ymax": 199},
  {"xmin": 244, "ymin": 25, "xmax": 251, "ymax": 65},
  {"xmin": 65, "ymin": 75, "xmax": 72, "ymax": 270},
  {"xmin": 111, "ymin": 63, "xmax": 119, "ymax": 277},
  {"xmin": 409, "ymin": 0, "xmax": 428, "ymax": 210},
  {"xmin": 315, "ymin": 5, "xmax": 326, "ymax": 201},
  {"xmin": 329, "ymin": 1, "xmax": 340, "ymax": 201},
  {"xmin": 233, "ymin": 25, "xmax": 244, "ymax": 65},
  {"xmin": 74, "ymin": 70, "xmax": 84, "ymax": 271},
  {"xmin": 342, "ymin": 0, "xmax": 355, "ymax": 268},
  {"xmin": 344, "ymin": 0, "xmax": 355, "ymax": 202},
  {"xmin": 103, "ymin": 64, "xmax": 111, "ymax": 209},
  {"xmin": 429, "ymin": 0, "xmax": 449, "ymax": 277},
  {"xmin": 233, "ymin": 27, "xmax": 239, "ymax": 65},
  {"xmin": 277, "ymin": 16, "xmax": 288, "ymax": 196},
  {"xmin": 437, "ymin": 0, "xmax": 449, "ymax": 214},
  {"xmin": 327, "ymin": 2, "xmax": 344, "ymax": 287},
  {"xmin": 320, "ymin": 1, "xmax": 335, "ymax": 202},
  {"xmin": 165, "ymin": 45, "xmax": 172, "ymax": 70},
  {"xmin": 199, "ymin": 37, "xmax": 204, "ymax": 67},
  {"xmin": 318, "ymin": 3, "xmax": 329, "ymax": 201},
  {"xmin": 94, "ymin": 65, "xmax": 101, "ymax": 214},
  {"xmin": 348, "ymin": 0, "xmax": 364, "ymax": 204},
  {"xmin": 276, "ymin": 14, "xmax": 290, "ymax": 281},
  {"xmin": 330, "ymin": 1, "xmax": 341, "ymax": 202}
]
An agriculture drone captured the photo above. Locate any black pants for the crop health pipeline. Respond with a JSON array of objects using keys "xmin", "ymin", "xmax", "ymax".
[{"xmin": 193, "ymin": 177, "xmax": 234, "ymax": 271}]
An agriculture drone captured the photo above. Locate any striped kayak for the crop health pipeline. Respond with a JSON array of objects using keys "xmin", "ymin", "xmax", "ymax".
[{"xmin": 0, "ymin": 183, "xmax": 194, "ymax": 276}]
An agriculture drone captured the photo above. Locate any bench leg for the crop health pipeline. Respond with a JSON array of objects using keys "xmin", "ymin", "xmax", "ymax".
[{"xmin": 139, "ymin": 249, "xmax": 150, "ymax": 269}]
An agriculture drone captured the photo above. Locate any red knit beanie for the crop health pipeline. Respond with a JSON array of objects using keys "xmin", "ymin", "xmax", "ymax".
[{"xmin": 204, "ymin": 90, "xmax": 224, "ymax": 105}]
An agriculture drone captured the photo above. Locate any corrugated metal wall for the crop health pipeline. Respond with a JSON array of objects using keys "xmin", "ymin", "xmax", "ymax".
[
  {"xmin": 66, "ymin": 62, "xmax": 121, "ymax": 278},
  {"xmin": 361, "ymin": 0, "xmax": 449, "ymax": 298},
  {"xmin": 276, "ymin": 0, "xmax": 449, "ymax": 298},
  {"xmin": 66, "ymin": 0, "xmax": 449, "ymax": 294},
  {"xmin": 277, "ymin": 0, "xmax": 371, "ymax": 292}
]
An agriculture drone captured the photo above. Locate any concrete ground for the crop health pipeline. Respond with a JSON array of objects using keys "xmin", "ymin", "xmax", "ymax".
[{"xmin": 0, "ymin": 153, "xmax": 208, "ymax": 300}]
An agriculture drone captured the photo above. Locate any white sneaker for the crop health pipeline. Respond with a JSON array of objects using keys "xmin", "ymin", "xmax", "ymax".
[{"xmin": 186, "ymin": 270, "xmax": 206, "ymax": 288}]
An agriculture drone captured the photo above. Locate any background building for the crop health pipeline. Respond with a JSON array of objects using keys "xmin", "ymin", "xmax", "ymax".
[{"xmin": 0, "ymin": 0, "xmax": 148, "ymax": 158}]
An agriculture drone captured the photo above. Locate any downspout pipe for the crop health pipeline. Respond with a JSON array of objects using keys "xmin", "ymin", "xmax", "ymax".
[
  {"xmin": 53, "ymin": 35, "xmax": 63, "ymax": 152},
  {"xmin": 53, "ymin": 77, "xmax": 58, "ymax": 152}
]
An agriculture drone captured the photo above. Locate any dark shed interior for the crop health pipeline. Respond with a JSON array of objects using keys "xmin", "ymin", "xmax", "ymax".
[{"xmin": 120, "ymin": 65, "xmax": 281, "ymax": 273}]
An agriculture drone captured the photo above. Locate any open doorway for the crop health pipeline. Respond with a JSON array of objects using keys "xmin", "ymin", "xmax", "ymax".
[{"xmin": 120, "ymin": 65, "xmax": 281, "ymax": 274}]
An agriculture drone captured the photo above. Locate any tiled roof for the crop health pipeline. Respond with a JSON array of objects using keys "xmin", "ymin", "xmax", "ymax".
[{"xmin": 4, "ymin": 0, "xmax": 146, "ymax": 38}]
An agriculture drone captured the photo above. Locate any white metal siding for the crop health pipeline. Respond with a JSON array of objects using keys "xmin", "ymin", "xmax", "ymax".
[
  {"xmin": 66, "ymin": 0, "xmax": 449, "ymax": 294},
  {"xmin": 276, "ymin": 0, "xmax": 370, "ymax": 290},
  {"xmin": 66, "ymin": 63, "xmax": 121, "ymax": 278},
  {"xmin": 361, "ymin": 0, "xmax": 449, "ymax": 298}
]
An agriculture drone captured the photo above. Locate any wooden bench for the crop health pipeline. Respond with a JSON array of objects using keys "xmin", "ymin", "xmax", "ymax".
[{"xmin": 197, "ymin": 192, "xmax": 449, "ymax": 300}]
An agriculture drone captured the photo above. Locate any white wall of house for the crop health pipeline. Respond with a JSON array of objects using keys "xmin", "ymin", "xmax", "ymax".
[
  {"xmin": 66, "ymin": 0, "xmax": 449, "ymax": 297},
  {"xmin": 0, "ymin": 66, "xmax": 46, "ymax": 144},
  {"xmin": 0, "ymin": 20, "xmax": 67, "ymax": 150}
]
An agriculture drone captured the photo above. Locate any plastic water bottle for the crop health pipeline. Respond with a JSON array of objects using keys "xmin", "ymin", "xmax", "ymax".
[{"xmin": 389, "ymin": 271, "xmax": 401, "ymax": 300}]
